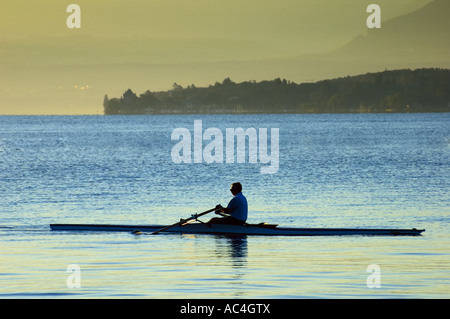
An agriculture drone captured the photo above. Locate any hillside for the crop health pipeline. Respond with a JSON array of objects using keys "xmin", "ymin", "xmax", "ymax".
[
  {"xmin": 280, "ymin": 0, "xmax": 450, "ymax": 82},
  {"xmin": 103, "ymin": 68, "xmax": 450, "ymax": 115},
  {"xmin": 336, "ymin": 0, "xmax": 450, "ymax": 63}
]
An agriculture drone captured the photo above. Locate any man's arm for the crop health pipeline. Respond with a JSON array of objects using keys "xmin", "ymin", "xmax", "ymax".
[
  {"xmin": 216, "ymin": 204, "xmax": 231, "ymax": 214},
  {"xmin": 217, "ymin": 197, "xmax": 238, "ymax": 215}
]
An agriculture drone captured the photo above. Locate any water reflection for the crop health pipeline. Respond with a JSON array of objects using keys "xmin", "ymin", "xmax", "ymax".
[
  {"xmin": 228, "ymin": 235, "xmax": 248, "ymax": 265},
  {"xmin": 213, "ymin": 235, "xmax": 248, "ymax": 267},
  {"xmin": 213, "ymin": 235, "xmax": 248, "ymax": 297}
]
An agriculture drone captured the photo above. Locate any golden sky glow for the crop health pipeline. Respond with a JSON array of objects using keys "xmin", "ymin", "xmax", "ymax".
[
  {"xmin": 1, "ymin": 0, "xmax": 444, "ymax": 115},
  {"xmin": 1, "ymin": 1, "xmax": 432, "ymax": 51}
]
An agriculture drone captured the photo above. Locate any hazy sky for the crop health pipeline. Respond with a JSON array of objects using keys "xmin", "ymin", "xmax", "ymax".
[
  {"xmin": 1, "ymin": 0, "xmax": 432, "ymax": 54},
  {"xmin": 0, "ymin": 0, "xmax": 436, "ymax": 114}
]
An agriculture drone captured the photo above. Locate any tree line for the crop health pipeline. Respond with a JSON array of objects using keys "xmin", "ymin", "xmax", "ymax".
[{"xmin": 103, "ymin": 68, "xmax": 450, "ymax": 115}]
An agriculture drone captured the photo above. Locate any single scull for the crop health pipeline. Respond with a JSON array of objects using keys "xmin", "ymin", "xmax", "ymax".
[{"xmin": 49, "ymin": 223, "xmax": 425, "ymax": 236}]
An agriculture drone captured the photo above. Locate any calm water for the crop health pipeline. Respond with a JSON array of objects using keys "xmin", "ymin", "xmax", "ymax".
[{"xmin": 0, "ymin": 113, "xmax": 449, "ymax": 298}]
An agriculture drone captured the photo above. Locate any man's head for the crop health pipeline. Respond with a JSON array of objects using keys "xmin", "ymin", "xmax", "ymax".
[{"xmin": 230, "ymin": 182, "xmax": 242, "ymax": 196}]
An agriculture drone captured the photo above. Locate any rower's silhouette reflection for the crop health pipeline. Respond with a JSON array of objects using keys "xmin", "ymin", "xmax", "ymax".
[
  {"xmin": 214, "ymin": 235, "xmax": 248, "ymax": 268},
  {"xmin": 213, "ymin": 235, "xmax": 248, "ymax": 297},
  {"xmin": 227, "ymin": 235, "xmax": 248, "ymax": 262}
]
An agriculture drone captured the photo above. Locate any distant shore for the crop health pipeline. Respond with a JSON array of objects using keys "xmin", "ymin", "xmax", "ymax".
[{"xmin": 103, "ymin": 68, "xmax": 450, "ymax": 115}]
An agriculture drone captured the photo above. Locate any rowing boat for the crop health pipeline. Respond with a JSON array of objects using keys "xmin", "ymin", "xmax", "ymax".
[{"xmin": 49, "ymin": 223, "xmax": 425, "ymax": 236}]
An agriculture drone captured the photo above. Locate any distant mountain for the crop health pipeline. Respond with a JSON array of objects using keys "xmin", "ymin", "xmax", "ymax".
[
  {"xmin": 336, "ymin": 0, "xmax": 450, "ymax": 63},
  {"xmin": 0, "ymin": 35, "xmax": 283, "ymax": 66},
  {"xmin": 261, "ymin": 0, "xmax": 449, "ymax": 85}
]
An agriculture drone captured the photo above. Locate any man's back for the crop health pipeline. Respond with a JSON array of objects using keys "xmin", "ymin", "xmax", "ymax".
[{"xmin": 227, "ymin": 192, "xmax": 248, "ymax": 222}]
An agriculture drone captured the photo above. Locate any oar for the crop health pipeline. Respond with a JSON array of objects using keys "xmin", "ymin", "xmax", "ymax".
[{"xmin": 151, "ymin": 207, "xmax": 216, "ymax": 235}]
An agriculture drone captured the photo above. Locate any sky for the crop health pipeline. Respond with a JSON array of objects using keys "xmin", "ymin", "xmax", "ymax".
[
  {"xmin": 1, "ymin": 0, "xmax": 432, "ymax": 54},
  {"xmin": 0, "ymin": 0, "xmax": 438, "ymax": 114}
]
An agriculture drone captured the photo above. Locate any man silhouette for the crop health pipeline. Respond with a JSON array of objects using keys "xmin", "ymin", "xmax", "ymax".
[{"xmin": 208, "ymin": 182, "xmax": 248, "ymax": 225}]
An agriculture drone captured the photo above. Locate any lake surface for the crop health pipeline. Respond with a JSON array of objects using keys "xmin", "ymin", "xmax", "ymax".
[{"xmin": 0, "ymin": 113, "xmax": 449, "ymax": 298}]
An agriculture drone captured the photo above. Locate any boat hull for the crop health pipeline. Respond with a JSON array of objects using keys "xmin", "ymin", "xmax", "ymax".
[{"xmin": 50, "ymin": 223, "xmax": 425, "ymax": 236}]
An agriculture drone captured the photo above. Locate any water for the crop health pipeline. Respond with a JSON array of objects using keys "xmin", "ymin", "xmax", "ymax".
[{"xmin": 0, "ymin": 113, "xmax": 449, "ymax": 298}]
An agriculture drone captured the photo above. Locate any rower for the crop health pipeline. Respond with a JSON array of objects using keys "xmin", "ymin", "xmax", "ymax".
[{"xmin": 208, "ymin": 182, "xmax": 248, "ymax": 225}]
